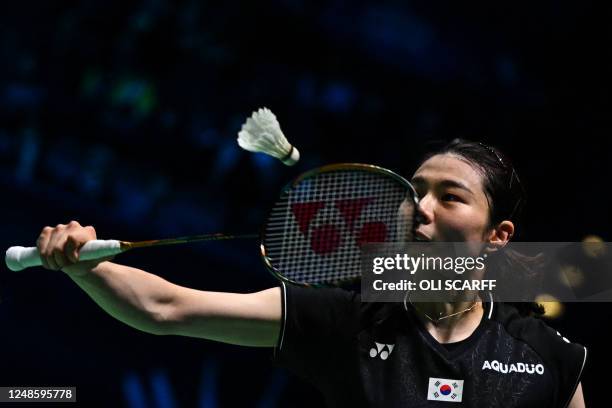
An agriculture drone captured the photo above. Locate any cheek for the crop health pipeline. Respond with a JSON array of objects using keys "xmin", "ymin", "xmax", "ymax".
[{"xmin": 435, "ymin": 206, "xmax": 489, "ymax": 240}]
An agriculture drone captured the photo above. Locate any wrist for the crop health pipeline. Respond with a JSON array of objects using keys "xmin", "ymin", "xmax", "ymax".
[{"xmin": 62, "ymin": 258, "xmax": 113, "ymax": 278}]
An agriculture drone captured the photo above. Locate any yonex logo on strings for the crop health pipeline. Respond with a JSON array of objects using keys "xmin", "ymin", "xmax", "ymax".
[
  {"xmin": 369, "ymin": 342, "xmax": 395, "ymax": 360},
  {"xmin": 291, "ymin": 198, "xmax": 388, "ymax": 255}
]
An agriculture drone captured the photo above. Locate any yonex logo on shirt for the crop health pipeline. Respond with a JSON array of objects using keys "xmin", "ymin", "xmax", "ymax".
[
  {"xmin": 482, "ymin": 360, "xmax": 545, "ymax": 375},
  {"xmin": 369, "ymin": 342, "xmax": 395, "ymax": 360}
]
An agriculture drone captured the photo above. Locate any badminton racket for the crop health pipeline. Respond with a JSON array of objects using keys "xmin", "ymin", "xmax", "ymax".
[{"xmin": 5, "ymin": 163, "xmax": 419, "ymax": 286}]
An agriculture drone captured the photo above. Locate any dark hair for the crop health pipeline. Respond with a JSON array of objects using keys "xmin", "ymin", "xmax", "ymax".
[
  {"xmin": 421, "ymin": 139, "xmax": 544, "ymax": 317},
  {"xmin": 421, "ymin": 138, "xmax": 526, "ymax": 225}
]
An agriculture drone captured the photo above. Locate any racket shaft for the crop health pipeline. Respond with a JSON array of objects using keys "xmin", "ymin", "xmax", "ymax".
[
  {"xmin": 6, "ymin": 233, "xmax": 258, "ymax": 271},
  {"xmin": 127, "ymin": 233, "xmax": 258, "ymax": 248}
]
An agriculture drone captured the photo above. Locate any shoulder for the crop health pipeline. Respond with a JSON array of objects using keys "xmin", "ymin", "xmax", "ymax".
[
  {"xmin": 274, "ymin": 283, "xmax": 365, "ymax": 380},
  {"xmin": 277, "ymin": 282, "xmax": 395, "ymax": 343},
  {"xmin": 278, "ymin": 283, "xmax": 361, "ymax": 342},
  {"xmin": 280, "ymin": 282, "xmax": 361, "ymax": 320},
  {"xmin": 494, "ymin": 303, "xmax": 587, "ymax": 366},
  {"xmin": 492, "ymin": 303, "xmax": 587, "ymax": 404}
]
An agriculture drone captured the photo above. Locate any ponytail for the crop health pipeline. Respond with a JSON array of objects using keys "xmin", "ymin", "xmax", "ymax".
[{"xmin": 486, "ymin": 247, "xmax": 546, "ymax": 317}]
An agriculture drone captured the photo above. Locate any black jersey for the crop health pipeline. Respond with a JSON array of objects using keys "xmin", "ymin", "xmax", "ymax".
[{"xmin": 273, "ymin": 283, "xmax": 587, "ymax": 408}]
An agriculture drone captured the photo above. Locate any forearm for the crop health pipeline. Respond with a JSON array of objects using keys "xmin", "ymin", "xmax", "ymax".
[
  {"xmin": 38, "ymin": 221, "xmax": 280, "ymax": 345},
  {"xmin": 66, "ymin": 261, "xmax": 176, "ymax": 335}
]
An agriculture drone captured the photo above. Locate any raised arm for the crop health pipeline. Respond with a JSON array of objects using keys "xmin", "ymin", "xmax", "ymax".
[{"xmin": 37, "ymin": 221, "xmax": 281, "ymax": 347}]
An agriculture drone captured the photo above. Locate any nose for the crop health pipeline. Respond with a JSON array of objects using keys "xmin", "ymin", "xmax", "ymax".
[{"xmin": 416, "ymin": 193, "xmax": 434, "ymax": 226}]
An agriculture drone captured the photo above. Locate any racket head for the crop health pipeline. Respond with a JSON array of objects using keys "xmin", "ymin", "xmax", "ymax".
[{"xmin": 260, "ymin": 163, "xmax": 419, "ymax": 287}]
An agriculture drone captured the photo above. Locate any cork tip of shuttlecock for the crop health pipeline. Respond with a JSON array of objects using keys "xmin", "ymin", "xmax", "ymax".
[{"xmin": 281, "ymin": 146, "xmax": 300, "ymax": 166}]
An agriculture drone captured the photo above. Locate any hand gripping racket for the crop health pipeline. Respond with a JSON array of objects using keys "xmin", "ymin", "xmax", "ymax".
[{"xmin": 5, "ymin": 163, "xmax": 419, "ymax": 286}]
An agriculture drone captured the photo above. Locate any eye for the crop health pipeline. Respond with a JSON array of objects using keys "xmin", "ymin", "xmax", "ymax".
[{"xmin": 441, "ymin": 193, "xmax": 461, "ymax": 202}]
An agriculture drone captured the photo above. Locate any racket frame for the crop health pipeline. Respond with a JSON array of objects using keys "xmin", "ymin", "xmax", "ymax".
[{"xmin": 259, "ymin": 163, "xmax": 420, "ymax": 287}]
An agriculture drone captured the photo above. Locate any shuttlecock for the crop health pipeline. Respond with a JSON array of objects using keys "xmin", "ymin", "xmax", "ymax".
[{"xmin": 237, "ymin": 107, "xmax": 300, "ymax": 166}]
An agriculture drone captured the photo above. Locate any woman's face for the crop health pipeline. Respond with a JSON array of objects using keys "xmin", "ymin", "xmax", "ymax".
[{"xmin": 410, "ymin": 153, "xmax": 493, "ymax": 243}]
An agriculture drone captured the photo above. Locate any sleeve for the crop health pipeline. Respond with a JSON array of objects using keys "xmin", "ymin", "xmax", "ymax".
[
  {"xmin": 272, "ymin": 281, "xmax": 361, "ymax": 383},
  {"xmin": 520, "ymin": 318, "xmax": 587, "ymax": 408},
  {"xmin": 547, "ymin": 326, "xmax": 587, "ymax": 408}
]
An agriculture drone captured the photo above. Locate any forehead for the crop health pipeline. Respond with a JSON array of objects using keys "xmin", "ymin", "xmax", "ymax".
[{"xmin": 411, "ymin": 153, "xmax": 484, "ymax": 189}]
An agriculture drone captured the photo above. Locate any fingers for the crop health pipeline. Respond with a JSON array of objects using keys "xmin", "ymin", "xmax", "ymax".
[
  {"xmin": 47, "ymin": 225, "xmax": 68, "ymax": 270},
  {"xmin": 36, "ymin": 220, "xmax": 97, "ymax": 271},
  {"xmin": 36, "ymin": 226, "xmax": 53, "ymax": 270},
  {"xmin": 65, "ymin": 236, "xmax": 79, "ymax": 263}
]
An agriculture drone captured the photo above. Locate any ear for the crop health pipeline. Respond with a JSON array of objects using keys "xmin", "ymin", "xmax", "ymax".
[{"xmin": 483, "ymin": 220, "xmax": 514, "ymax": 254}]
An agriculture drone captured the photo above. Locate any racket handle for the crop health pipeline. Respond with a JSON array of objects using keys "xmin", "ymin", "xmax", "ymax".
[{"xmin": 5, "ymin": 239, "xmax": 123, "ymax": 272}]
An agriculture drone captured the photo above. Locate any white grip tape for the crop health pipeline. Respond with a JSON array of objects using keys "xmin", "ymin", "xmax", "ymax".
[{"xmin": 5, "ymin": 239, "xmax": 123, "ymax": 272}]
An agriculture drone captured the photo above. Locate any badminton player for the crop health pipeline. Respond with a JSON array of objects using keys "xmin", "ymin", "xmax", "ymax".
[{"xmin": 35, "ymin": 139, "xmax": 586, "ymax": 407}]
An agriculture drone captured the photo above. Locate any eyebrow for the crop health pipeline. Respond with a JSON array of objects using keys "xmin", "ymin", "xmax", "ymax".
[{"xmin": 410, "ymin": 176, "xmax": 475, "ymax": 196}]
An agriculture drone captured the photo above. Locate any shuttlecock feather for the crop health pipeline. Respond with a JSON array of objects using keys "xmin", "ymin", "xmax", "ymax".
[{"xmin": 237, "ymin": 107, "xmax": 300, "ymax": 166}]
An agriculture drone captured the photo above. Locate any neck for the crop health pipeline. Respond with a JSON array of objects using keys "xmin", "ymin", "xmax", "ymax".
[
  {"xmin": 418, "ymin": 299, "xmax": 479, "ymax": 324},
  {"xmin": 407, "ymin": 293, "xmax": 484, "ymax": 343}
]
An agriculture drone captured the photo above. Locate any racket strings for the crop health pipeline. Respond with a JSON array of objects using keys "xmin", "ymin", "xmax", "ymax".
[{"xmin": 264, "ymin": 170, "xmax": 416, "ymax": 285}]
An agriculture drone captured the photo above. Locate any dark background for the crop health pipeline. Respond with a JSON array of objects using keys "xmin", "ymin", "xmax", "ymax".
[{"xmin": 1, "ymin": 1, "xmax": 610, "ymax": 406}]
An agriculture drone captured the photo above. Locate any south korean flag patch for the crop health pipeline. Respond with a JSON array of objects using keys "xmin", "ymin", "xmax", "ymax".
[{"xmin": 427, "ymin": 377, "xmax": 464, "ymax": 402}]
